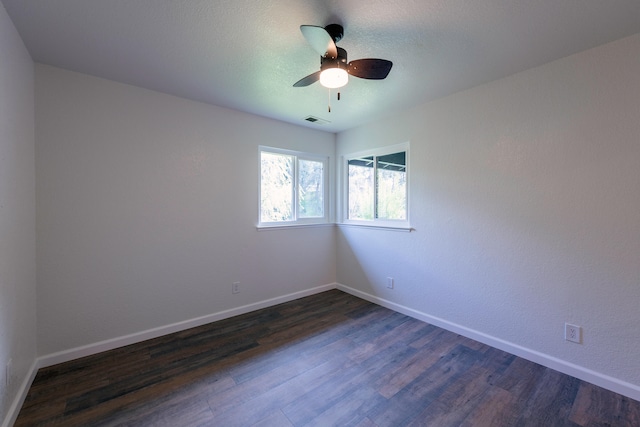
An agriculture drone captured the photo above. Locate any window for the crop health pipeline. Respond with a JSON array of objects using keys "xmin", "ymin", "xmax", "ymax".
[
  {"xmin": 259, "ymin": 147, "xmax": 329, "ymax": 226},
  {"xmin": 344, "ymin": 143, "xmax": 408, "ymax": 227}
]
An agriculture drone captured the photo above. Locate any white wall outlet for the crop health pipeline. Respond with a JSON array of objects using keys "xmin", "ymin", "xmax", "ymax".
[
  {"xmin": 565, "ymin": 323, "xmax": 582, "ymax": 344},
  {"xmin": 386, "ymin": 277, "xmax": 394, "ymax": 289},
  {"xmin": 232, "ymin": 282, "xmax": 240, "ymax": 294}
]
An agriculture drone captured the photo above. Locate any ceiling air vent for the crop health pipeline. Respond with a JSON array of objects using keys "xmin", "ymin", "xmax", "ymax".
[{"xmin": 304, "ymin": 116, "xmax": 330, "ymax": 125}]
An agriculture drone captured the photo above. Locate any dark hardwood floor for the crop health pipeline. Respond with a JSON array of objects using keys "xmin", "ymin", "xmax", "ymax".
[{"xmin": 15, "ymin": 290, "xmax": 640, "ymax": 426}]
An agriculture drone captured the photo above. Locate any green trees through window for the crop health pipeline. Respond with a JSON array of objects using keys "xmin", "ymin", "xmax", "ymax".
[
  {"xmin": 260, "ymin": 144, "xmax": 407, "ymax": 227},
  {"xmin": 260, "ymin": 151, "xmax": 294, "ymax": 222},
  {"xmin": 260, "ymin": 148, "xmax": 328, "ymax": 225},
  {"xmin": 347, "ymin": 148, "xmax": 407, "ymax": 224},
  {"xmin": 298, "ymin": 159, "xmax": 324, "ymax": 218}
]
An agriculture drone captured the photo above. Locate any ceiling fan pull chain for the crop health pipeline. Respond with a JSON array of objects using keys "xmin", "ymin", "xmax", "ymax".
[
  {"xmin": 337, "ymin": 92, "xmax": 341, "ymax": 101},
  {"xmin": 328, "ymin": 88, "xmax": 331, "ymax": 113}
]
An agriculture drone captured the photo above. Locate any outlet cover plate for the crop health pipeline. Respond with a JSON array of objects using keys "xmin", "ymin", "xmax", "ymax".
[{"xmin": 565, "ymin": 323, "xmax": 582, "ymax": 344}]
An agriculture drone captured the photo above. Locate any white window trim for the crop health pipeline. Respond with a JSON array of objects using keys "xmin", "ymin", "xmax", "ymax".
[
  {"xmin": 341, "ymin": 142, "xmax": 410, "ymax": 229},
  {"xmin": 258, "ymin": 146, "xmax": 330, "ymax": 229}
]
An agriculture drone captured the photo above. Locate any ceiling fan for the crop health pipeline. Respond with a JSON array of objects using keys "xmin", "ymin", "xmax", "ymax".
[{"xmin": 293, "ymin": 24, "xmax": 393, "ymax": 89}]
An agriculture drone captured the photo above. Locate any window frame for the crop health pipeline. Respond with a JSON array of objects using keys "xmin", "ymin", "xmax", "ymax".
[
  {"xmin": 342, "ymin": 142, "xmax": 410, "ymax": 230},
  {"xmin": 258, "ymin": 146, "xmax": 330, "ymax": 228}
]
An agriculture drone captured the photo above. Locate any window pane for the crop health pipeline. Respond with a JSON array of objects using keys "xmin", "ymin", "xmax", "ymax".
[
  {"xmin": 348, "ymin": 156, "xmax": 374, "ymax": 220},
  {"xmin": 298, "ymin": 159, "xmax": 324, "ymax": 218},
  {"xmin": 376, "ymin": 152, "xmax": 406, "ymax": 220},
  {"xmin": 261, "ymin": 152, "xmax": 293, "ymax": 222}
]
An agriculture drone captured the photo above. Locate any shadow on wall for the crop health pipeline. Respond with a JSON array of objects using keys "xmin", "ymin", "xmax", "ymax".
[
  {"xmin": 335, "ymin": 226, "xmax": 421, "ymax": 297},
  {"xmin": 335, "ymin": 227, "xmax": 374, "ymax": 293}
]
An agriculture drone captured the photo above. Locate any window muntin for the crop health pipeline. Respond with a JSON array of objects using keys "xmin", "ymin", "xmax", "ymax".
[
  {"xmin": 345, "ymin": 144, "xmax": 408, "ymax": 227},
  {"xmin": 259, "ymin": 147, "xmax": 328, "ymax": 226}
]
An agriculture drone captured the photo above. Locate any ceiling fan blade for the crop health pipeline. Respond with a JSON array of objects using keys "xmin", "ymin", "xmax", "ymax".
[
  {"xmin": 347, "ymin": 59, "xmax": 393, "ymax": 80},
  {"xmin": 293, "ymin": 71, "xmax": 321, "ymax": 87},
  {"xmin": 300, "ymin": 25, "xmax": 338, "ymax": 58}
]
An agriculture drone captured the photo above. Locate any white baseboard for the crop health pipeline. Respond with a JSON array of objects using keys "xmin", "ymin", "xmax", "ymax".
[
  {"xmin": 6, "ymin": 281, "xmax": 637, "ymax": 427},
  {"xmin": 336, "ymin": 283, "xmax": 640, "ymax": 402},
  {"xmin": 1, "ymin": 359, "xmax": 39, "ymax": 427},
  {"xmin": 39, "ymin": 283, "xmax": 337, "ymax": 368}
]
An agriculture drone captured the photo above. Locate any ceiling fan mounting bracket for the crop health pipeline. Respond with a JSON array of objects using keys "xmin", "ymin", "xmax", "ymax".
[{"xmin": 324, "ymin": 24, "xmax": 344, "ymax": 43}]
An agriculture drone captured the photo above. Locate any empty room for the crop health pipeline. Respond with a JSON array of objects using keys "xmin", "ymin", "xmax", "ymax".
[{"xmin": 1, "ymin": 1, "xmax": 639, "ymax": 426}]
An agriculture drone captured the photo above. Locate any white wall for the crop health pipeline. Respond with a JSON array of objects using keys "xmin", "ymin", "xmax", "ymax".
[
  {"xmin": 36, "ymin": 65, "xmax": 336, "ymax": 355},
  {"xmin": 336, "ymin": 34, "xmax": 640, "ymax": 396},
  {"xmin": 0, "ymin": 2, "xmax": 36, "ymax": 421}
]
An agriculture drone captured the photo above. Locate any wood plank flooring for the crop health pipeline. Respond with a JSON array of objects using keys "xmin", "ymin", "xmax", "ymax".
[{"xmin": 15, "ymin": 290, "xmax": 640, "ymax": 426}]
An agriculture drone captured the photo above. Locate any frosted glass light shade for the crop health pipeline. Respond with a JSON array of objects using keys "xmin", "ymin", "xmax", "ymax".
[{"xmin": 319, "ymin": 68, "xmax": 348, "ymax": 88}]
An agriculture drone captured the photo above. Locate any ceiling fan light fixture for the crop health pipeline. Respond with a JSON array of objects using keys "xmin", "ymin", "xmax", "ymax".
[
  {"xmin": 293, "ymin": 24, "xmax": 392, "ymax": 89},
  {"xmin": 319, "ymin": 67, "xmax": 348, "ymax": 89}
]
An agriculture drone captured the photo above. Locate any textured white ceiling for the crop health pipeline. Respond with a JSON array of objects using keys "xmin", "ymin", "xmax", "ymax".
[{"xmin": 2, "ymin": 0, "xmax": 639, "ymax": 133}]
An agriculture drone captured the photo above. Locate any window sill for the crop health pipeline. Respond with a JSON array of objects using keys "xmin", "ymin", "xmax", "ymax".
[
  {"xmin": 256, "ymin": 222, "xmax": 413, "ymax": 232},
  {"xmin": 256, "ymin": 223, "xmax": 334, "ymax": 231},
  {"xmin": 337, "ymin": 223, "xmax": 413, "ymax": 232}
]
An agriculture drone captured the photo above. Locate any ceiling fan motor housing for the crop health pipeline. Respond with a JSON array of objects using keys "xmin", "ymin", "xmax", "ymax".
[{"xmin": 321, "ymin": 47, "xmax": 347, "ymax": 70}]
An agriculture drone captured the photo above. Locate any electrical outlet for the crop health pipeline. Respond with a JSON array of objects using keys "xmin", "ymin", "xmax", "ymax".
[
  {"xmin": 232, "ymin": 282, "xmax": 240, "ymax": 294},
  {"xmin": 565, "ymin": 323, "xmax": 582, "ymax": 344},
  {"xmin": 386, "ymin": 277, "xmax": 394, "ymax": 289}
]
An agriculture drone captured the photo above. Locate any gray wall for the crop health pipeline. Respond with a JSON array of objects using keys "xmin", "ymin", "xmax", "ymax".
[
  {"xmin": 336, "ymin": 34, "xmax": 640, "ymax": 395},
  {"xmin": 0, "ymin": 2, "xmax": 36, "ymax": 420},
  {"xmin": 36, "ymin": 65, "xmax": 336, "ymax": 355}
]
